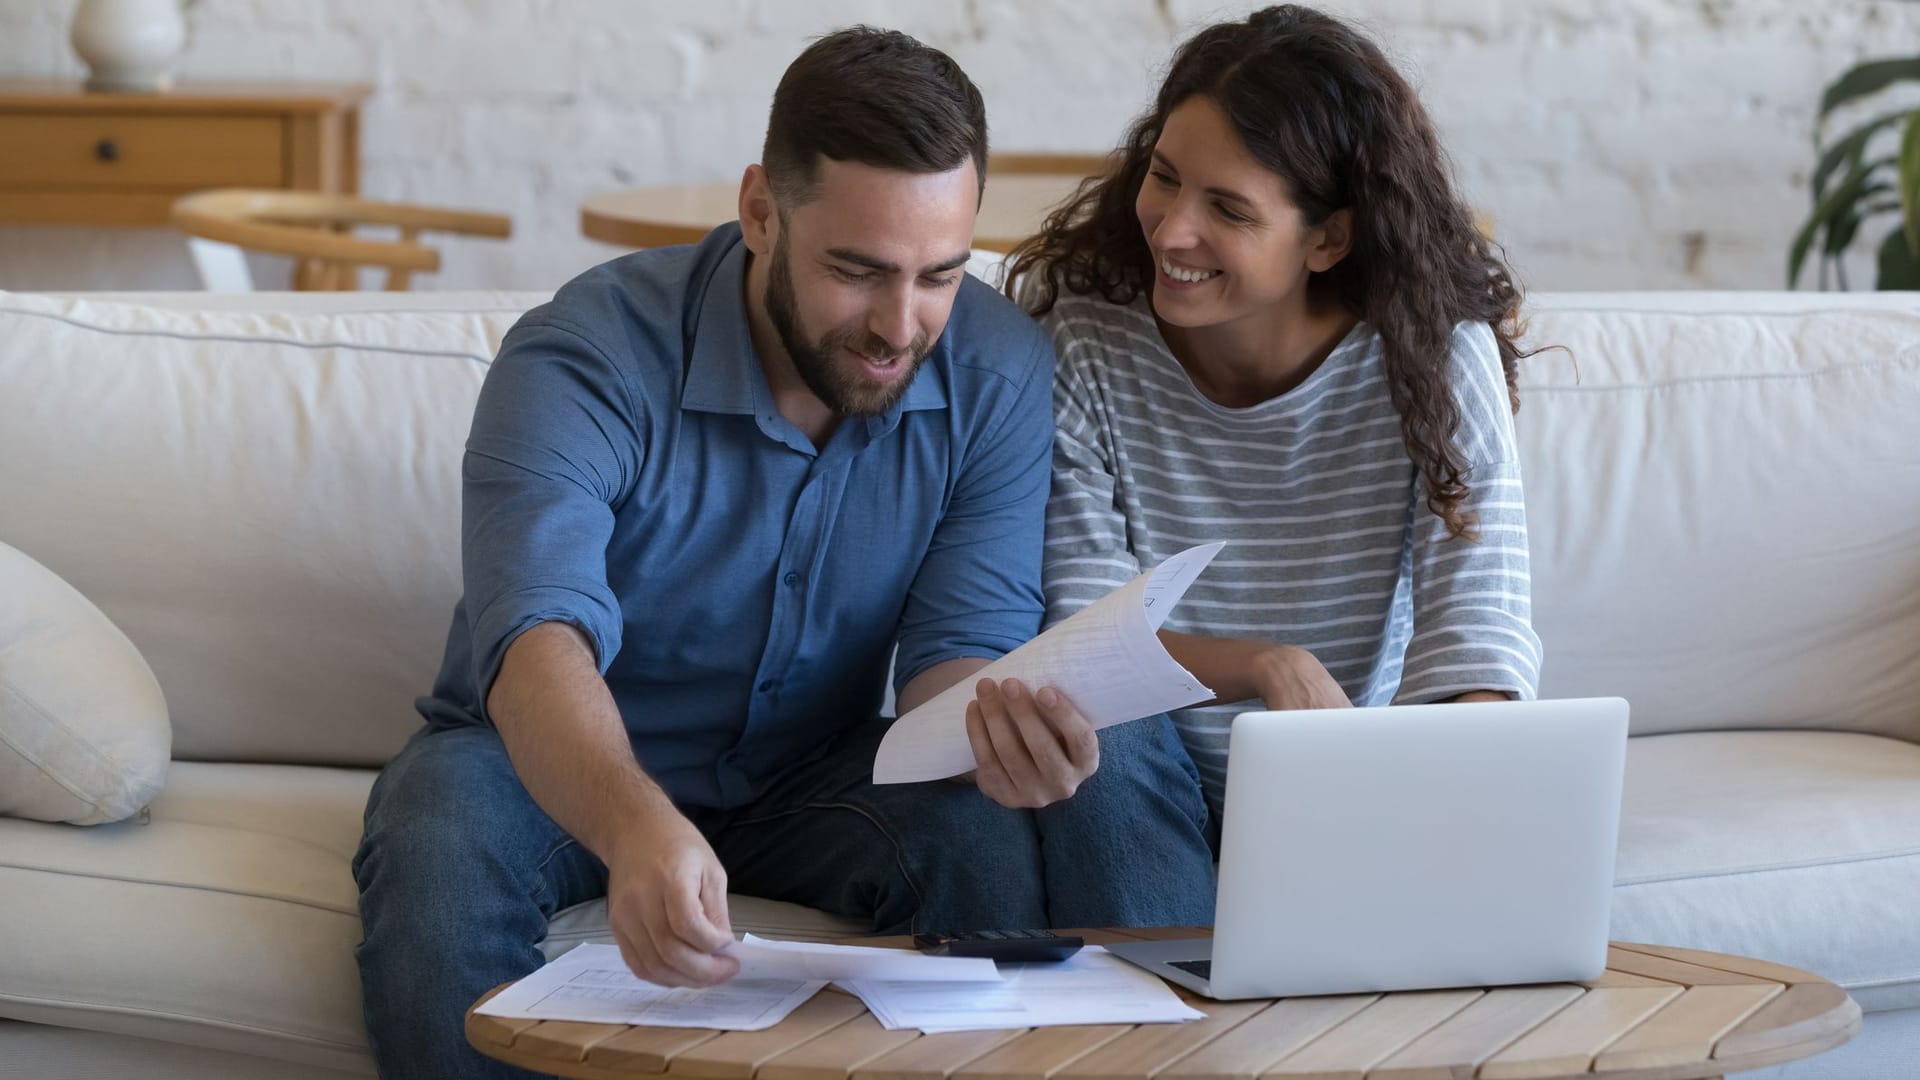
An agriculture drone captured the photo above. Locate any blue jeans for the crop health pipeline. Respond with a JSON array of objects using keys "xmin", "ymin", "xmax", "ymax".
[{"xmin": 353, "ymin": 714, "xmax": 1213, "ymax": 1080}]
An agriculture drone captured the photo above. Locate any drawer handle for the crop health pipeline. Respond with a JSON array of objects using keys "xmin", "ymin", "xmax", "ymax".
[{"xmin": 94, "ymin": 138, "xmax": 119, "ymax": 163}]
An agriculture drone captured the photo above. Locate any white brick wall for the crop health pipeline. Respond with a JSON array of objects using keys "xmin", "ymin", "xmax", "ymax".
[{"xmin": 1, "ymin": 0, "xmax": 1913, "ymax": 293}]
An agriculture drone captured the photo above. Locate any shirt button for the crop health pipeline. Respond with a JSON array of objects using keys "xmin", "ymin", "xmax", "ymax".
[
  {"xmin": 782, "ymin": 571, "xmax": 801, "ymax": 587},
  {"xmin": 757, "ymin": 680, "xmax": 774, "ymax": 693}
]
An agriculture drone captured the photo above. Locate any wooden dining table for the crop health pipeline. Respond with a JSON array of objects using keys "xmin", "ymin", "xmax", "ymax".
[{"xmin": 580, "ymin": 173, "xmax": 1092, "ymax": 254}]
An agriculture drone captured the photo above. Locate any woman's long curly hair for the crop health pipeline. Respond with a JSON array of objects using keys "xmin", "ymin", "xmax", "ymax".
[{"xmin": 1004, "ymin": 5, "xmax": 1532, "ymax": 539}]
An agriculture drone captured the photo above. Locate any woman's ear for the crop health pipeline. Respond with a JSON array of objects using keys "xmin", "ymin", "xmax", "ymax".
[{"xmin": 1305, "ymin": 208, "xmax": 1354, "ymax": 272}]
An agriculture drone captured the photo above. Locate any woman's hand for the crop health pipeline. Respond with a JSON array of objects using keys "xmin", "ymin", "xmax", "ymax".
[{"xmin": 1250, "ymin": 644, "xmax": 1352, "ymax": 710}]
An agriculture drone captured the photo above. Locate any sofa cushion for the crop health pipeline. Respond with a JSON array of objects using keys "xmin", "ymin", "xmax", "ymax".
[
  {"xmin": 1518, "ymin": 293, "xmax": 1920, "ymax": 740},
  {"xmin": 1612, "ymin": 729, "xmax": 1920, "ymax": 1012},
  {"xmin": 0, "ymin": 291, "xmax": 536, "ymax": 766},
  {"xmin": 0, "ymin": 281, "xmax": 998, "ymax": 770},
  {"xmin": 0, "ymin": 760, "xmax": 860, "ymax": 1069},
  {"xmin": 0, "ymin": 540, "xmax": 169, "ymax": 825}
]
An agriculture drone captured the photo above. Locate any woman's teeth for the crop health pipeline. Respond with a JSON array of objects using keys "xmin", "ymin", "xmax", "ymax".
[{"xmin": 1160, "ymin": 256, "xmax": 1220, "ymax": 283}]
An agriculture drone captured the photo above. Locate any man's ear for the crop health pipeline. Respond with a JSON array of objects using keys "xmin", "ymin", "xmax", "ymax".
[
  {"xmin": 1306, "ymin": 208, "xmax": 1354, "ymax": 273},
  {"xmin": 738, "ymin": 164, "xmax": 778, "ymax": 256}
]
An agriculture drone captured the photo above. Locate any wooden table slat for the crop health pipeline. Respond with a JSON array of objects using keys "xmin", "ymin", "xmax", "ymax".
[
  {"xmin": 852, "ymin": 1027, "xmax": 1030, "ymax": 1080},
  {"xmin": 1582, "ymin": 965, "xmax": 1682, "ymax": 990},
  {"xmin": 1155, "ymin": 994, "xmax": 1380, "ymax": 1080},
  {"xmin": 1080, "ymin": 930, "xmax": 1169, "ymax": 946},
  {"xmin": 1476, "ymin": 986, "xmax": 1682, "ymax": 1079},
  {"xmin": 1591, "ymin": 984, "xmax": 1782, "ymax": 1072},
  {"xmin": 1600, "ymin": 949, "xmax": 1778, "ymax": 989},
  {"xmin": 757, "ymin": 1013, "xmax": 925, "ymax": 1080},
  {"xmin": 1112, "ymin": 927, "xmax": 1215, "ymax": 942},
  {"xmin": 1262, "ymin": 990, "xmax": 1482, "ymax": 1078},
  {"xmin": 666, "ymin": 992, "xmax": 868, "ymax": 1078},
  {"xmin": 1367, "ymin": 985, "xmax": 1583, "ymax": 1080},
  {"xmin": 952, "ymin": 1024, "xmax": 1136, "ymax": 1080},
  {"xmin": 1054, "ymin": 1001, "xmax": 1273, "ymax": 1080},
  {"xmin": 465, "ymin": 984, "xmax": 544, "ymax": 1048},
  {"xmin": 519, "ymin": 1020, "xmax": 635, "ymax": 1063},
  {"xmin": 587, "ymin": 1025, "xmax": 726, "ymax": 1072},
  {"xmin": 1612, "ymin": 942, "xmax": 1824, "ymax": 987},
  {"xmin": 1712, "ymin": 982, "xmax": 1859, "ymax": 1062}
]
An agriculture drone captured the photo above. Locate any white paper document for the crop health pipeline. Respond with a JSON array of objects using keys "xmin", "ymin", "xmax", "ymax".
[
  {"xmin": 838, "ymin": 947, "xmax": 1205, "ymax": 1032},
  {"xmin": 727, "ymin": 933, "xmax": 1003, "ymax": 982},
  {"xmin": 874, "ymin": 541, "xmax": 1225, "ymax": 784},
  {"xmin": 472, "ymin": 943, "xmax": 825, "ymax": 1031}
]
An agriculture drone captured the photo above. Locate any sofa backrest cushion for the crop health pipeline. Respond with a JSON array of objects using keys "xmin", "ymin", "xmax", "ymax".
[
  {"xmin": 2, "ymin": 290, "xmax": 1915, "ymax": 765},
  {"xmin": 1517, "ymin": 293, "xmax": 1920, "ymax": 740},
  {"xmin": 0, "ymin": 292, "xmax": 530, "ymax": 765}
]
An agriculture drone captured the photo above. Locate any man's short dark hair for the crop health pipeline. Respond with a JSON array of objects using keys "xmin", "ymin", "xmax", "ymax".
[{"xmin": 762, "ymin": 27, "xmax": 989, "ymax": 209}]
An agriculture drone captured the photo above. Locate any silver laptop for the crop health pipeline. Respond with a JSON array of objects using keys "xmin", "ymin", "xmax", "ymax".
[{"xmin": 1107, "ymin": 698, "xmax": 1628, "ymax": 999}]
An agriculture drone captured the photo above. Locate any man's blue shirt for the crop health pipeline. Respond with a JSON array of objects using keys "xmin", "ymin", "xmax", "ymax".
[{"xmin": 419, "ymin": 224, "xmax": 1054, "ymax": 808}]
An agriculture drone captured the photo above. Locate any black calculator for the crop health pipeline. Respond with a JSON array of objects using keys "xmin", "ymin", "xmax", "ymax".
[{"xmin": 912, "ymin": 929, "xmax": 1085, "ymax": 963}]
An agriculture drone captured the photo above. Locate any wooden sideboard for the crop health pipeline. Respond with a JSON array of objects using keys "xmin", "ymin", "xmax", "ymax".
[{"xmin": 0, "ymin": 80, "xmax": 370, "ymax": 227}]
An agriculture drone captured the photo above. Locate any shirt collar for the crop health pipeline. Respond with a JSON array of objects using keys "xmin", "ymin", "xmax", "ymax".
[
  {"xmin": 680, "ymin": 227, "xmax": 950, "ymax": 423},
  {"xmin": 681, "ymin": 235, "xmax": 761, "ymax": 416}
]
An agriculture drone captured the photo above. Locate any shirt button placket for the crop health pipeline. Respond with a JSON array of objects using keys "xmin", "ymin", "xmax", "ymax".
[{"xmin": 751, "ymin": 477, "xmax": 822, "ymax": 733}]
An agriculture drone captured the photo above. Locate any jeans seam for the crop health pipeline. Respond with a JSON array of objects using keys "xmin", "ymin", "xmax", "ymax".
[
  {"xmin": 725, "ymin": 800, "xmax": 927, "ymax": 933},
  {"xmin": 528, "ymin": 833, "xmax": 581, "ymax": 912}
]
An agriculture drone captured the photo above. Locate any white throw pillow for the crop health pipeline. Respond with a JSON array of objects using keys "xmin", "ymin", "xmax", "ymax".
[{"xmin": 0, "ymin": 541, "xmax": 170, "ymax": 825}]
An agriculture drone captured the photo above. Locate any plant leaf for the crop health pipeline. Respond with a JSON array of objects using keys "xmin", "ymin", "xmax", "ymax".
[
  {"xmin": 1877, "ymin": 227, "xmax": 1920, "ymax": 288},
  {"xmin": 1789, "ymin": 155, "xmax": 1898, "ymax": 287},
  {"xmin": 1826, "ymin": 181, "xmax": 1895, "ymax": 254},
  {"xmin": 1811, "ymin": 110, "xmax": 1911, "ymax": 200},
  {"xmin": 1820, "ymin": 59, "xmax": 1920, "ymax": 126},
  {"xmin": 1901, "ymin": 114, "xmax": 1920, "ymax": 256}
]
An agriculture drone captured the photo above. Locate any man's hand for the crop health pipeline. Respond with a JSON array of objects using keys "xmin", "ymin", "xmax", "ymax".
[
  {"xmin": 1251, "ymin": 645, "xmax": 1352, "ymax": 710},
  {"xmin": 963, "ymin": 678, "xmax": 1100, "ymax": 809},
  {"xmin": 604, "ymin": 813, "xmax": 739, "ymax": 988}
]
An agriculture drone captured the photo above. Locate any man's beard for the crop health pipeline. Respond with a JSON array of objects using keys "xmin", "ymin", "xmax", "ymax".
[{"xmin": 765, "ymin": 232, "xmax": 932, "ymax": 418}]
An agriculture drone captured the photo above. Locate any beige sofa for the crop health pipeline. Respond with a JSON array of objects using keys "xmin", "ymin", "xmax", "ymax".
[{"xmin": 0, "ymin": 287, "xmax": 1915, "ymax": 1078}]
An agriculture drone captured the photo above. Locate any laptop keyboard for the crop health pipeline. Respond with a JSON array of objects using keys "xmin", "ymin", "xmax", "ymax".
[{"xmin": 1169, "ymin": 959, "xmax": 1213, "ymax": 979}]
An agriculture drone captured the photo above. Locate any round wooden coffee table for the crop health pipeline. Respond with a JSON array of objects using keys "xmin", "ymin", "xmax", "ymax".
[{"xmin": 466, "ymin": 930, "xmax": 1857, "ymax": 1079}]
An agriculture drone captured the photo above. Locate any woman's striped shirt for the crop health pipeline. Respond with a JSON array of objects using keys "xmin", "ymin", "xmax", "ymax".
[{"xmin": 1040, "ymin": 293, "xmax": 1543, "ymax": 815}]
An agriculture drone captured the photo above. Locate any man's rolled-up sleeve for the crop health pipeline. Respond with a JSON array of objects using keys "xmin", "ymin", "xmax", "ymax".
[
  {"xmin": 461, "ymin": 319, "xmax": 645, "ymax": 720},
  {"xmin": 892, "ymin": 332, "xmax": 1055, "ymax": 694}
]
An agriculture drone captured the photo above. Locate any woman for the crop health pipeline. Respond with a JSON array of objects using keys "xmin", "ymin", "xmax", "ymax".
[{"xmin": 1005, "ymin": 5, "xmax": 1544, "ymax": 818}]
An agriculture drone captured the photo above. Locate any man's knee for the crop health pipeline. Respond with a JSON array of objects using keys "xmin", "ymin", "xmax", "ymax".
[
  {"xmin": 355, "ymin": 725, "xmax": 558, "ymax": 915},
  {"xmin": 856, "ymin": 783, "xmax": 1048, "ymax": 932}
]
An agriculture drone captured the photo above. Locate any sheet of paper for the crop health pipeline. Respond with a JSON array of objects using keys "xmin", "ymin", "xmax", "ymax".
[
  {"xmin": 728, "ymin": 933, "xmax": 1003, "ymax": 982},
  {"xmin": 472, "ymin": 943, "xmax": 825, "ymax": 1031},
  {"xmin": 874, "ymin": 541, "xmax": 1225, "ymax": 784},
  {"xmin": 837, "ymin": 946, "xmax": 1205, "ymax": 1032}
]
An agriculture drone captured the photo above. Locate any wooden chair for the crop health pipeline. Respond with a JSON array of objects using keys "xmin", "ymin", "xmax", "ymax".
[{"xmin": 169, "ymin": 189, "xmax": 512, "ymax": 292}]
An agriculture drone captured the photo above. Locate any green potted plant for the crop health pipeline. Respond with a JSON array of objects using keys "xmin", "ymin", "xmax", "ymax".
[{"xmin": 1789, "ymin": 57, "xmax": 1920, "ymax": 289}]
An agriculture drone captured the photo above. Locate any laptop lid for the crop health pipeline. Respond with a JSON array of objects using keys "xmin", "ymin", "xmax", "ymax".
[{"xmin": 1206, "ymin": 698, "xmax": 1628, "ymax": 1000}]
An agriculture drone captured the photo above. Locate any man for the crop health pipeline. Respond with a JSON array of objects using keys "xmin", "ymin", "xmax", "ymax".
[{"xmin": 354, "ymin": 27, "xmax": 1215, "ymax": 1078}]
